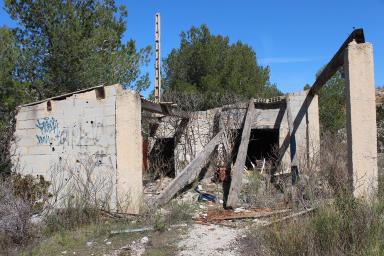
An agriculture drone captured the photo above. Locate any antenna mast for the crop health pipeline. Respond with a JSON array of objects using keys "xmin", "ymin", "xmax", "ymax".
[{"xmin": 154, "ymin": 13, "xmax": 161, "ymax": 102}]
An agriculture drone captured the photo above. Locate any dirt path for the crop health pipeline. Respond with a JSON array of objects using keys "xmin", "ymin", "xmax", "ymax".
[{"xmin": 177, "ymin": 224, "xmax": 243, "ymax": 256}]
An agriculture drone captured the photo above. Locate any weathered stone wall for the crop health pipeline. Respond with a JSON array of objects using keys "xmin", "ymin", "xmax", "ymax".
[
  {"xmin": 152, "ymin": 90, "xmax": 320, "ymax": 175},
  {"xmin": 12, "ymin": 84, "xmax": 142, "ymax": 214}
]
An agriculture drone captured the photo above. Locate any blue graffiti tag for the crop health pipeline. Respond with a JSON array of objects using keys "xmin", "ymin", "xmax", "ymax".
[
  {"xmin": 35, "ymin": 117, "xmax": 66, "ymax": 145},
  {"xmin": 36, "ymin": 117, "xmax": 59, "ymax": 133},
  {"xmin": 36, "ymin": 135, "xmax": 50, "ymax": 144}
]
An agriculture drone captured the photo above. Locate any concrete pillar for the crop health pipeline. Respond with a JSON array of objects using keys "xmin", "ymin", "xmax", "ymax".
[
  {"xmin": 344, "ymin": 42, "xmax": 378, "ymax": 199},
  {"xmin": 116, "ymin": 87, "xmax": 143, "ymax": 213}
]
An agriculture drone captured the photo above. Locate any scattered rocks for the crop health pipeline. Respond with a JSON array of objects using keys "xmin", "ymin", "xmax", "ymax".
[
  {"xmin": 30, "ymin": 214, "xmax": 43, "ymax": 225},
  {"xmin": 140, "ymin": 236, "xmax": 149, "ymax": 244}
]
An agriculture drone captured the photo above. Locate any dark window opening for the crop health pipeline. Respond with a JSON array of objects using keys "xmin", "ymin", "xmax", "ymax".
[
  {"xmin": 232, "ymin": 128, "xmax": 279, "ymax": 169},
  {"xmin": 149, "ymin": 138, "xmax": 175, "ymax": 178},
  {"xmin": 47, "ymin": 100, "xmax": 52, "ymax": 111},
  {"xmin": 95, "ymin": 87, "xmax": 106, "ymax": 100}
]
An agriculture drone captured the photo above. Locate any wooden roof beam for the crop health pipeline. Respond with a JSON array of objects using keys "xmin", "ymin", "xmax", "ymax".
[{"xmin": 309, "ymin": 28, "xmax": 365, "ymax": 96}]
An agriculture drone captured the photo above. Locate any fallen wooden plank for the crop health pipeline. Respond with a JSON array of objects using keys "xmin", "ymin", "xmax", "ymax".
[
  {"xmin": 208, "ymin": 209, "xmax": 291, "ymax": 221},
  {"xmin": 286, "ymin": 95, "xmax": 298, "ymax": 167},
  {"xmin": 261, "ymin": 208, "xmax": 315, "ymax": 227},
  {"xmin": 226, "ymin": 99, "xmax": 256, "ymax": 208},
  {"xmin": 156, "ymin": 130, "xmax": 224, "ymax": 206}
]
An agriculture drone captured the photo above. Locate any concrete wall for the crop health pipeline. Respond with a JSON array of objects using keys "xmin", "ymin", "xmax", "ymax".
[
  {"xmin": 151, "ymin": 90, "xmax": 320, "ymax": 175},
  {"xmin": 282, "ymin": 90, "xmax": 320, "ymax": 172},
  {"xmin": 11, "ymin": 84, "xmax": 142, "ymax": 214}
]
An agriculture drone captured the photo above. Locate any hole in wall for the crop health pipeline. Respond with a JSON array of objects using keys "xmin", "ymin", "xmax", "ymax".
[
  {"xmin": 95, "ymin": 87, "xmax": 106, "ymax": 100},
  {"xmin": 47, "ymin": 100, "xmax": 52, "ymax": 111},
  {"xmin": 148, "ymin": 138, "xmax": 176, "ymax": 178},
  {"xmin": 232, "ymin": 128, "xmax": 279, "ymax": 169}
]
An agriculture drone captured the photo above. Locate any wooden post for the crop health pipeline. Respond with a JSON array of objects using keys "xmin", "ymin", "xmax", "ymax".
[
  {"xmin": 226, "ymin": 99, "xmax": 255, "ymax": 208},
  {"xmin": 154, "ymin": 13, "xmax": 161, "ymax": 103},
  {"xmin": 286, "ymin": 95, "xmax": 299, "ymax": 184}
]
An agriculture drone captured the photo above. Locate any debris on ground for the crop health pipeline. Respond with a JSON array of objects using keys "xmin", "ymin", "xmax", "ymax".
[
  {"xmin": 195, "ymin": 187, "xmax": 217, "ymax": 202},
  {"xmin": 144, "ymin": 176, "xmax": 173, "ymax": 201},
  {"xmin": 106, "ymin": 236, "xmax": 149, "ymax": 256}
]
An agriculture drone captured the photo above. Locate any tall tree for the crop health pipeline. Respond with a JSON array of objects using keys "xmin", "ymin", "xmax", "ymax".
[
  {"xmin": 0, "ymin": 27, "xmax": 32, "ymax": 173},
  {"xmin": 305, "ymin": 70, "xmax": 346, "ymax": 133},
  {"xmin": 5, "ymin": 0, "xmax": 150, "ymax": 98},
  {"xmin": 0, "ymin": 27, "xmax": 30, "ymax": 121},
  {"xmin": 163, "ymin": 25, "xmax": 280, "ymax": 106}
]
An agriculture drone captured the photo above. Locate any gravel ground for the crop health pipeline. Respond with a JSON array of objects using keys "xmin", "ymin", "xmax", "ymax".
[{"xmin": 177, "ymin": 224, "xmax": 242, "ymax": 256}]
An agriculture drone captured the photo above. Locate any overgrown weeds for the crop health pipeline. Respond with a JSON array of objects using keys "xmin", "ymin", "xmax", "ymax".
[
  {"xmin": 0, "ymin": 174, "xmax": 50, "ymax": 252},
  {"xmin": 44, "ymin": 199, "xmax": 101, "ymax": 233},
  {"xmin": 263, "ymin": 193, "xmax": 384, "ymax": 255},
  {"xmin": 245, "ymin": 131, "xmax": 384, "ymax": 256},
  {"xmin": 141, "ymin": 200, "xmax": 196, "ymax": 232}
]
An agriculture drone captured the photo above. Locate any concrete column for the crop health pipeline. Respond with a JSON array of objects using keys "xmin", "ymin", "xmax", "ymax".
[
  {"xmin": 344, "ymin": 42, "xmax": 378, "ymax": 199},
  {"xmin": 116, "ymin": 87, "xmax": 143, "ymax": 213}
]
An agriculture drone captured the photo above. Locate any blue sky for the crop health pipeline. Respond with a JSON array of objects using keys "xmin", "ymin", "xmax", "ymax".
[{"xmin": 1, "ymin": 0, "xmax": 383, "ymax": 97}]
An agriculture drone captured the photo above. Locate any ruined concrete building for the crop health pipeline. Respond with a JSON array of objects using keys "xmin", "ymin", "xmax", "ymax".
[
  {"xmin": 150, "ymin": 91, "xmax": 319, "ymax": 177},
  {"xmin": 11, "ymin": 29, "xmax": 378, "ymax": 213}
]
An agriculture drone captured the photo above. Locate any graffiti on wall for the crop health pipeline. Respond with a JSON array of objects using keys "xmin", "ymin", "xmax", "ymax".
[
  {"xmin": 35, "ymin": 117, "xmax": 109, "ymax": 147},
  {"xmin": 36, "ymin": 117, "xmax": 68, "ymax": 145}
]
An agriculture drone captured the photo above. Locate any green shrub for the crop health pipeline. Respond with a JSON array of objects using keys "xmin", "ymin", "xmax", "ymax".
[
  {"xmin": 11, "ymin": 173, "xmax": 51, "ymax": 212},
  {"xmin": 264, "ymin": 195, "xmax": 384, "ymax": 255},
  {"xmin": 0, "ymin": 173, "xmax": 50, "ymax": 251},
  {"xmin": 166, "ymin": 201, "xmax": 195, "ymax": 225},
  {"xmin": 44, "ymin": 197, "xmax": 100, "ymax": 233},
  {"xmin": 310, "ymin": 206, "xmax": 340, "ymax": 253},
  {"xmin": 265, "ymin": 220, "xmax": 311, "ymax": 256},
  {"xmin": 153, "ymin": 213, "xmax": 167, "ymax": 232},
  {"xmin": 242, "ymin": 171, "xmax": 264, "ymax": 206}
]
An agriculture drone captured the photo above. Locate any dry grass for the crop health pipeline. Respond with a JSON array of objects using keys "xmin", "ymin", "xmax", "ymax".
[
  {"xmin": 0, "ymin": 174, "xmax": 51, "ymax": 254},
  {"xmin": 239, "ymin": 133, "xmax": 384, "ymax": 256},
  {"xmin": 21, "ymin": 219, "xmax": 185, "ymax": 256}
]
